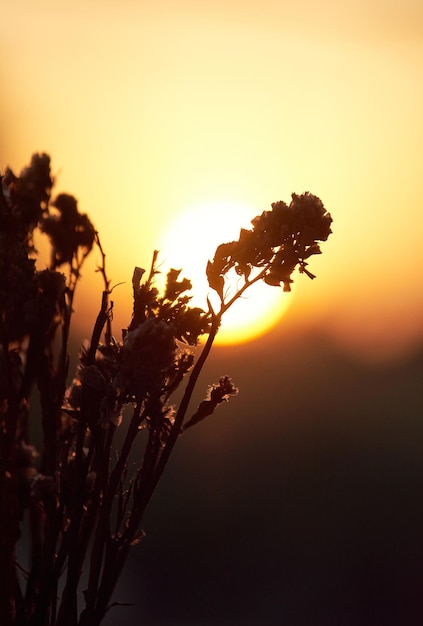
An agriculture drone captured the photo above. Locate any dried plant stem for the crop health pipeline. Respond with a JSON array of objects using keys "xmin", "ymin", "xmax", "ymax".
[
  {"xmin": 79, "ymin": 403, "xmax": 144, "ymax": 624},
  {"xmin": 147, "ymin": 265, "xmax": 269, "ymax": 494},
  {"xmin": 1, "ymin": 155, "xmax": 332, "ymax": 626}
]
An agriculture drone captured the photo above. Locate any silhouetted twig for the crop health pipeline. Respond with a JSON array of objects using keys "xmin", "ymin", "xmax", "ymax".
[{"xmin": 0, "ymin": 154, "xmax": 332, "ymax": 625}]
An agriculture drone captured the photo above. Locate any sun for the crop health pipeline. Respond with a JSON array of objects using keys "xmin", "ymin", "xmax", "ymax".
[{"xmin": 158, "ymin": 199, "xmax": 291, "ymax": 345}]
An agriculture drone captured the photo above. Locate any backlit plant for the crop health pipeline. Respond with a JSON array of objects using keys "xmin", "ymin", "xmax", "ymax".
[{"xmin": 0, "ymin": 154, "xmax": 332, "ymax": 626}]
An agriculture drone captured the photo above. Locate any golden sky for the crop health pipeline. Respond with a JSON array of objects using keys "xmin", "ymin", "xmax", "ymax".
[{"xmin": 2, "ymin": 0, "xmax": 423, "ymax": 361}]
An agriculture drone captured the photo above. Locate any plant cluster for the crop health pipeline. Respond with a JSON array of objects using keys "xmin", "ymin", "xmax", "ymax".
[{"xmin": 0, "ymin": 154, "xmax": 332, "ymax": 626}]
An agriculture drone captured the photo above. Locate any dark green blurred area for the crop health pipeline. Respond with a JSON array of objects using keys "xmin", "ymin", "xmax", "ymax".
[{"xmin": 103, "ymin": 329, "xmax": 423, "ymax": 625}]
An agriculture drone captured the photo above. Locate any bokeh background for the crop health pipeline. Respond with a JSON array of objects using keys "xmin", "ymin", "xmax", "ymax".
[{"xmin": 2, "ymin": 1, "xmax": 423, "ymax": 624}]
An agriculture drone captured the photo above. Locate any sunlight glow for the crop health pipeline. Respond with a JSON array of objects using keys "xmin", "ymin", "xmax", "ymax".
[
  {"xmin": 158, "ymin": 199, "xmax": 290, "ymax": 345},
  {"xmin": 2, "ymin": 0, "xmax": 423, "ymax": 360}
]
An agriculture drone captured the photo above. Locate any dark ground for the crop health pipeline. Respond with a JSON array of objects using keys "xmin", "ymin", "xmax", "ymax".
[{"xmin": 101, "ymin": 328, "xmax": 423, "ymax": 625}]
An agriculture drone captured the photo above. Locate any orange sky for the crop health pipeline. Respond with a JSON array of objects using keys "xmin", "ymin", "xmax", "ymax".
[{"xmin": 1, "ymin": 0, "xmax": 423, "ymax": 362}]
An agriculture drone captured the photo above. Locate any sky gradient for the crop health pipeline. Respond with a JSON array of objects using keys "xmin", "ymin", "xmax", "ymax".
[
  {"xmin": 2, "ymin": 0, "xmax": 423, "ymax": 361},
  {"xmin": 2, "ymin": 2, "xmax": 423, "ymax": 624}
]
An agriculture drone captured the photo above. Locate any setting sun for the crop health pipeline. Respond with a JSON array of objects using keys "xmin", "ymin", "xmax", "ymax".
[
  {"xmin": 2, "ymin": 0, "xmax": 422, "ymax": 361},
  {"xmin": 158, "ymin": 199, "xmax": 290, "ymax": 345},
  {"xmin": 2, "ymin": 2, "xmax": 423, "ymax": 625}
]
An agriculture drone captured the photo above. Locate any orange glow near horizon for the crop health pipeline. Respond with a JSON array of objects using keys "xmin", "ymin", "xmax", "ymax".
[{"xmin": 2, "ymin": 0, "xmax": 423, "ymax": 361}]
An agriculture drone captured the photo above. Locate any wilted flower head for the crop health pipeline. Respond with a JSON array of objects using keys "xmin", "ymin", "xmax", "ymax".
[
  {"xmin": 2, "ymin": 153, "xmax": 52, "ymax": 236},
  {"xmin": 252, "ymin": 192, "xmax": 332, "ymax": 247},
  {"xmin": 129, "ymin": 264, "xmax": 210, "ymax": 345},
  {"xmin": 182, "ymin": 375, "xmax": 239, "ymax": 431},
  {"xmin": 67, "ymin": 356, "xmax": 123, "ymax": 427},
  {"xmin": 121, "ymin": 318, "xmax": 177, "ymax": 398},
  {"xmin": 41, "ymin": 193, "xmax": 96, "ymax": 268},
  {"xmin": 207, "ymin": 192, "xmax": 332, "ymax": 296}
]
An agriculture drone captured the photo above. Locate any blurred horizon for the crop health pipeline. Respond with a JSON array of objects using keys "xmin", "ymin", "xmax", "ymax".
[
  {"xmin": 2, "ymin": 0, "xmax": 423, "ymax": 363},
  {"xmin": 2, "ymin": 1, "xmax": 423, "ymax": 624},
  {"xmin": 106, "ymin": 327, "xmax": 423, "ymax": 626}
]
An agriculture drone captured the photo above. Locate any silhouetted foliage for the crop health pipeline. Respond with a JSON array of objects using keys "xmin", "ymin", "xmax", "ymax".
[{"xmin": 0, "ymin": 154, "xmax": 332, "ymax": 626}]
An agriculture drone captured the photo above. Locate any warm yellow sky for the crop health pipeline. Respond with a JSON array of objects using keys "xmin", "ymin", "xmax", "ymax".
[{"xmin": 2, "ymin": 0, "xmax": 422, "ymax": 361}]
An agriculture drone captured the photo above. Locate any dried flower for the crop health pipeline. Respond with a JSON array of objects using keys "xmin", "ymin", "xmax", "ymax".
[
  {"xmin": 0, "ymin": 152, "xmax": 333, "ymax": 626},
  {"xmin": 121, "ymin": 318, "xmax": 177, "ymax": 398},
  {"xmin": 206, "ymin": 192, "xmax": 332, "ymax": 295},
  {"xmin": 182, "ymin": 376, "xmax": 239, "ymax": 431},
  {"xmin": 41, "ymin": 193, "xmax": 96, "ymax": 268}
]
